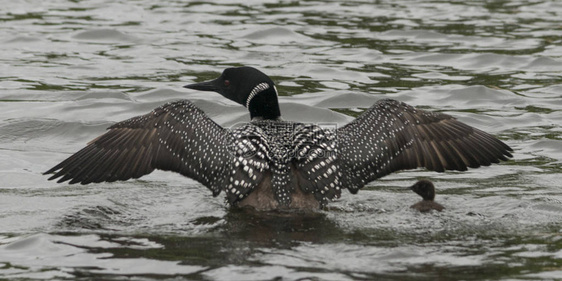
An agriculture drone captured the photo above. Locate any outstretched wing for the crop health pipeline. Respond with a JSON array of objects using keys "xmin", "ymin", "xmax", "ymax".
[
  {"xmin": 337, "ymin": 99, "xmax": 512, "ymax": 193},
  {"xmin": 45, "ymin": 100, "xmax": 234, "ymax": 195}
]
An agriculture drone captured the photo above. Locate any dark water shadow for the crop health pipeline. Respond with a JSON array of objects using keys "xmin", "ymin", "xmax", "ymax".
[
  {"xmin": 45, "ymin": 208, "xmax": 349, "ymax": 279},
  {"xmin": 216, "ymin": 208, "xmax": 345, "ymax": 245}
]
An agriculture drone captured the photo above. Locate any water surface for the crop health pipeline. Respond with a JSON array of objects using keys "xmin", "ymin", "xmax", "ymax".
[{"xmin": 1, "ymin": 0, "xmax": 561, "ymax": 280}]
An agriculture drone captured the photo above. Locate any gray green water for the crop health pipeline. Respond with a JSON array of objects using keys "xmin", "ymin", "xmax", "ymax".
[{"xmin": 1, "ymin": 0, "xmax": 562, "ymax": 280}]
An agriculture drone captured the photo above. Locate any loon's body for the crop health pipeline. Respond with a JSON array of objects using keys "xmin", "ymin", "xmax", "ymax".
[
  {"xmin": 45, "ymin": 67, "xmax": 512, "ymax": 211},
  {"xmin": 409, "ymin": 180, "xmax": 444, "ymax": 212}
]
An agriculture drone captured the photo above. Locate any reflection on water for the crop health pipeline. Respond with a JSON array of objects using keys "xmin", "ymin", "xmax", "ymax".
[{"xmin": 1, "ymin": 0, "xmax": 562, "ymax": 280}]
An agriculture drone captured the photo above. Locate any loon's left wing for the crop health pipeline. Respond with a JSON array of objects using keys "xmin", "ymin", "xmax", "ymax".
[
  {"xmin": 44, "ymin": 100, "xmax": 234, "ymax": 196},
  {"xmin": 337, "ymin": 99, "xmax": 512, "ymax": 193}
]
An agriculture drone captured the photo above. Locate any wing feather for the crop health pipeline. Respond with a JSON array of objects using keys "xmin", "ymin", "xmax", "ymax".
[
  {"xmin": 337, "ymin": 99, "xmax": 512, "ymax": 193},
  {"xmin": 45, "ymin": 100, "xmax": 233, "ymax": 195}
]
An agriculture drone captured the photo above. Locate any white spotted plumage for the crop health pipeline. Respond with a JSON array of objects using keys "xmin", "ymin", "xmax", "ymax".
[{"xmin": 222, "ymin": 120, "xmax": 340, "ymax": 207}]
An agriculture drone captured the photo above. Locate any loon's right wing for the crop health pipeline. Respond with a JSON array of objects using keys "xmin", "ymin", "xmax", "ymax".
[
  {"xmin": 44, "ymin": 100, "xmax": 234, "ymax": 196},
  {"xmin": 337, "ymin": 99, "xmax": 512, "ymax": 193}
]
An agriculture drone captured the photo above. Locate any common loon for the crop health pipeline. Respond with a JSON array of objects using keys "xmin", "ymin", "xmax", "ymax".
[
  {"xmin": 45, "ymin": 67, "xmax": 513, "ymax": 211},
  {"xmin": 409, "ymin": 180, "xmax": 444, "ymax": 212}
]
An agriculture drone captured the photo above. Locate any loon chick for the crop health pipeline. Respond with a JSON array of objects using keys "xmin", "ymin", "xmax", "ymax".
[
  {"xmin": 44, "ymin": 66, "xmax": 513, "ymax": 211},
  {"xmin": 409, "ymin": 180, "xmax": 444, "ymax": 212}
]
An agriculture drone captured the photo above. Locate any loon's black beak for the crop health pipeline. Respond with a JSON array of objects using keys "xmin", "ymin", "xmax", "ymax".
[{"xmin": 183, "ymin": 78, "xmax": 221, "ymax": 92}]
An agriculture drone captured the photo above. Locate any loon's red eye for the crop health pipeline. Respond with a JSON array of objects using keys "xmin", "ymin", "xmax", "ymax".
[{"xmin": 224, "ymin": 80, "xmax": 230, "ymax": 87}]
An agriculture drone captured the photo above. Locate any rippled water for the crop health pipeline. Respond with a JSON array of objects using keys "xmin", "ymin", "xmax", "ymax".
[{"xmin": 1, "ymin": 0, "xmax": 561, "ymax": 280}]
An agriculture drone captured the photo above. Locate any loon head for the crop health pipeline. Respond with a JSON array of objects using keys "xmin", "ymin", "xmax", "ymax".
[
  {"xmin": 184, "ymin": 66, "xmax": 281, "ymax": 120},
  {"xmin": 409, "ymin": 180, "xmax": 436, "ymax": 201}
]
